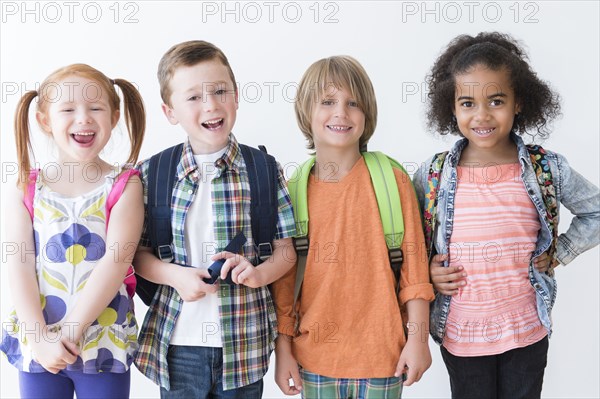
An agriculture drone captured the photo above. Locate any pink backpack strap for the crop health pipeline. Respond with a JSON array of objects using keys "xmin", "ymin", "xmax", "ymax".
[
  {"xmin": 106, "ymin": 168, "xmax": 140, "ymax": 225},
  {"xmin": 24, "ymin": 170, "xmax": 39, "ymax": 221},
  {"xmin": 106, "ymin": 168, "xmax": 140, "ymax": 298}
]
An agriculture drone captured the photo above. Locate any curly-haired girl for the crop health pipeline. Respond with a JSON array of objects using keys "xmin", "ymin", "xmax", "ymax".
[{"xmin": 413, "ymin": 32, "xmax": 599, "ymax": 398}]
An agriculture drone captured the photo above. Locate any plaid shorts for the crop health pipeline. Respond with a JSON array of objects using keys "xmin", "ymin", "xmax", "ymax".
[{"xmin": 299, "ymin": 368, "xmax": 403, "ymax": 399}]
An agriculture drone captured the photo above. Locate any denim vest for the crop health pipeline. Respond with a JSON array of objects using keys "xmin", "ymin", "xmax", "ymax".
[{"xmin": 413, "ymin": 134, "xmax": 600, "ymax": 345}]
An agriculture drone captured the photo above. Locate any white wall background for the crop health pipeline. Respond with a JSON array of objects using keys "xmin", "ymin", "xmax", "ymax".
[{"xmin": 1, "ymin": 1, "xmax": 598, "ymax": 398}]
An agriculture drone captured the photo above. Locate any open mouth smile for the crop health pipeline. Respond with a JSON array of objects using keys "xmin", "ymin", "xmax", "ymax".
[
  {"xmin": 202, "ymin": 118, "xmax": 224, "ymax": 130},
  {"xmin": 327, "ymin": 125, "xmax": 352, "ymax": 132},
  {"xmin": 472, "ymin": 127, "xmax": 495, "ymax": 137},
  {"xmin": 71, "ymin": 131, "xmax": 95, "ymax": 145}
]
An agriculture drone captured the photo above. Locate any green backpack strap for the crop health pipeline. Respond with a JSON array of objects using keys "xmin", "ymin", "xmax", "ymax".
[
  {"xmin": 362, "ymin": 152, "xmax": 405, "ymax": 295},
  {"xmin": 526, "ymin": 144, "xmax": 559, "ymax": 275},
  {"xmin": 424, "ymin": 151, "xmax": 448, "ymax": 258},
  {"xmin": 288, "ymin": 157, "xmax": 315, "ymax": 335}
]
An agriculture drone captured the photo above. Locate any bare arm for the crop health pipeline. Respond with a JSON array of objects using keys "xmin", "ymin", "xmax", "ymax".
[
  {"xmin": 213, "ymin": 237, "xmax": 296, "ymax": 288},
  {"xmin": 5, "ymin": 181, "xmax": 77, "ymax": 372},
  {"xmin": 274, "ymin": 334, "xmax": 302, "ymax": 395},
  {"xmin": 395, "ymin": 298, "xmax": 432, "ymax": 386},
  {"xmin": 134, "ymin": 247, "xmax": 218, "ymax": 301},
  {"xmin": 430, "ymin": 254, "xmax": 467, "ymax": 295}
]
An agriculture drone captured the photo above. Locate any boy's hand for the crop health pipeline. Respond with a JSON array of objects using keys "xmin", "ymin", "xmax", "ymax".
[
  {"xmin": 172, "ymin": 267, "xmax": 218, "ymax": 301},
  {"xmin": 212, "ymin": 252, "xmax": 265, "ymax": 288},
  {"xmin": 275, "ymin": 336, "xmax": 302, "ymax": 395},
  {"xmin": 30, "ymin": 330, "xmax": 78, "ymax": 374},
  {"xmin": 533, "ymin": 250, "xmax": 558, "ymax": 273},
  {"xmin": 395, "ymin": 336, "xmax": 432, "ymax": 386},
  {"xmin": 430, "ymin": 254, "xmax": 467, "ymax": 296}
]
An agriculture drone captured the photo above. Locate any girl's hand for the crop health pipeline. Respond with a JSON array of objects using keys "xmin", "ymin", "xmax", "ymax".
[
  {"xmin": 31, "ymin": 329, "xmax": 78, "ymax": 374},
  {"xmin": 59, "ymin": 324, "xmax": 82, "ymax": 358},
  {"xmin": 212, "ymin": 252, "xmax": 266, "ymax": 288},
  {"xmin": 533, "ymin": 251, "xmax": 558, "ymax": 273},
  {"xmin": 430, "ymin": 254, "xmax": 467, "ymax": 295}
]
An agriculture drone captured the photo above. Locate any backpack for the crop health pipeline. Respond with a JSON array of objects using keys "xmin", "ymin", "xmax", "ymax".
[
  {"xmin": 24, "ymin": 168, "xmax": 139, "ymax": 298},
  {"xmin": 287, "ymin": 152, "xmax": 409, "ymax": 334},
  {"xmin": 423, "ymin": 145, "xmax": 559, "ymax": 275},
  {"xmin": 135, "ymin": 143, "xmax": 279, "ymax": 306}
]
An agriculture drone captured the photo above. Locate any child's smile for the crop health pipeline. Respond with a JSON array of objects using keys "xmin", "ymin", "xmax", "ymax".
[
  {"xmin": 70, "ymin": 130, "xmax": 96, "ymax": 145},
  {"xmin": 311, "ymin": 86, "xmax": 365, "ymax": 151},
  {"xmin": 162, "ymin": 60, "xmax": 239, "ymax": 155},
  {"xmin": 202, "ymin": 118, "xmax": 225, "ymax": 131},
  {"xmin": 453, "ymin": 64, "xmax": 520, "ymax": 158},
  {"xmin": 37, "ymin": 76, "xmax": 118, "ymax": 164}
]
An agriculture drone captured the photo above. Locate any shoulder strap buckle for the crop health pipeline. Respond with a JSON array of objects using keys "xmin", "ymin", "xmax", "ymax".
[
  {"xmin": 157, "ymin": 245, "xmax": 173, "ymax": 263},
  {"xmin": 293, "ymin": 236, "xmax": 310, "ymax": 256},
  {"xmin": 257, "ymin": 242, "xmax": 273, "ymax": 261},
  {"xmin": 388, "ymin": 247, "xmax": 404, "ymax": 267}
]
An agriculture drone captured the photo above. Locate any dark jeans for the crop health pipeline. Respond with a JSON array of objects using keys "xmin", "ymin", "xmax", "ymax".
[
  {"xmin": 441, "ymin": 336, "xmax": 549, "ymax": 399},
  {"xmin": 161, "ymin": 345, "xmax": 264, "ymax": 399}
]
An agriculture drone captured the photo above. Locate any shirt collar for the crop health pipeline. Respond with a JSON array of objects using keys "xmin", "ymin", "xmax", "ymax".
[
  {"xmin": 176, "ymin": 133, "xmax": 243, "ymax": 181},
  {"xmin": 217, "ymin": 133, "xmax": 244, "ymax": 175}
]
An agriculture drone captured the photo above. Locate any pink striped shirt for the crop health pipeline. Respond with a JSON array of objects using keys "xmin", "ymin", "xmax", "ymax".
[{"xmin": 443, "ymin": 163, "xmax": 547, "ymax": 356}]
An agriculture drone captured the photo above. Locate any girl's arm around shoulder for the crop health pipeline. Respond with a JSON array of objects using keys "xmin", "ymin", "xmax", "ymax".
[{"xmin": 549, "ymin": 151, "xmax": 600, "ymax": 265}]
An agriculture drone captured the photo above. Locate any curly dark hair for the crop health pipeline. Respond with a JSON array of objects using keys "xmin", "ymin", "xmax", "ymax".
[{"xmin": 426, "ymin": 32, "xmax": 561, "ymax": 139}]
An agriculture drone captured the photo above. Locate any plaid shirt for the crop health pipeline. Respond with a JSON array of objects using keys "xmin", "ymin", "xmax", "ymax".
[{"xmin": 134, "ymin": 134, "xmax": 296, "ymax": 390}]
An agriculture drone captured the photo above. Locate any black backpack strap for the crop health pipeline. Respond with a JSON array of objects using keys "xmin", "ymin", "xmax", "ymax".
[
  {"xmin": 136, "ymin": 143, "xmax": 184, "ymax": 306},
  {"xmin": 149, "ymin": 143, "xmax": 184, "ymax": 261},
  {"xmin": 239, "ymin": 144, "xmax": 279, "ymax": 264}
]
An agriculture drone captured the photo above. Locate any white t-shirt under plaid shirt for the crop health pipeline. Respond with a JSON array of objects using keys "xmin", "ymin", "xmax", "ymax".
[{"xmin": 134, "ymin": 134, "xmax": 296, "ymax": 390}]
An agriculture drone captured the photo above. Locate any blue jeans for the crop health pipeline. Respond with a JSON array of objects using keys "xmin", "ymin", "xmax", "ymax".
[
  {"xmin": 161, "ymin": 345, "xmax": 264, "ymax": 399},
  {"xmin": 440, "ymin": 336, "xmax": 549, "ymax": 399},
  {"xmin": 19, "ymin": 369, "xmax": 130, "ymax": 399}
]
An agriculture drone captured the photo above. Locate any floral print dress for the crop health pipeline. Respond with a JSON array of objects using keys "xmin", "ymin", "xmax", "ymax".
[{"xmin": 0, "ymin": 168, "xmax": 138, "ymax": 373}]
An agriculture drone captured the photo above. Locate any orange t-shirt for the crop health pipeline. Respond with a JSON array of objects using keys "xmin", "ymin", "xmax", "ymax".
[{"xmin": 272, "ymin": 158, "xmax": 434, "ymax": 378}]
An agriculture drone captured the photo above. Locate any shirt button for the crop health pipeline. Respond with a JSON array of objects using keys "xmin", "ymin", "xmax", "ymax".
[{"xmin": 188, "ymin": 189, "xmax": 193, "ymax": 194}]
